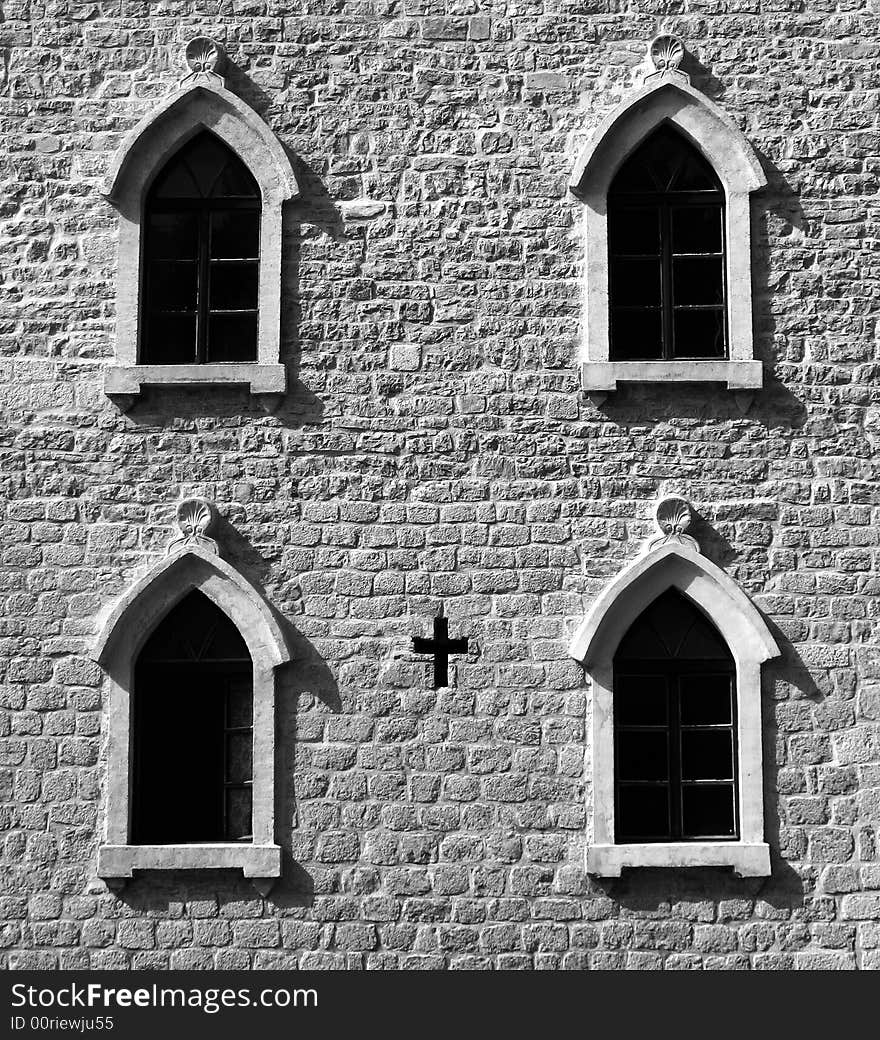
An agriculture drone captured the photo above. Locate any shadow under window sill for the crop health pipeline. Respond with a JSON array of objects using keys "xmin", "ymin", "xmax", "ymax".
[
  {"xmin": 104, "ymin": 363, "xmax": 286, "ymax": 412},
  {"xmin": 580, "ymin": 359, "xmax": 764, "ymax": 395},
  {"xmin": 97, "ymin": 842, "xmax": 282, "ymax": 894},
  {"xmin": 587, "ymin": 840, "xmax": 771, "ymax": 878}
]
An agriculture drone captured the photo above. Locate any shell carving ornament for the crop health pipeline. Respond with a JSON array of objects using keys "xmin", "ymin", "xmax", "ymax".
[
  {"xmin": 167, "ymin": 497, "xmax": 220, "ymax": 555},
  {"xmin": 649, "ymin": 34, "xmax": 685, "ymax": 73},
  {"xmin": 182, "ymin": 36, "xmax": 226, "ymax": 84},
  {"xmin": 645, "ymin": 33, "xmax": 689, "ymax": 84},
  {"xmin": 645, "ymin": 496, "xmax": 700, "ymax": 553}
]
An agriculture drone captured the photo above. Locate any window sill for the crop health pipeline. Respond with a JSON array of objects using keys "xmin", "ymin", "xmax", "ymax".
[
  {"xmin": 587, "ymin": 842, "xmax": 770, "ymax": 878},
  {"xmin": 97, "ymin": 843, "xmax": 282, "ymax": 894},
  {"xmin": 580, "ymin": 360, "xmax": 763, "ymax": 393},
  {"xmin": 104, "ymin": 364, "xmax": 287, "ymax": 412}
]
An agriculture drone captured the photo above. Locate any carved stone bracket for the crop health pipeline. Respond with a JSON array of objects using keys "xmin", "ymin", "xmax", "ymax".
[
  {"xmin": 166, "ymin": 498, "xmax": 220, "ymax": 556},
  {"xmin": 644, "ymin": 495, "xmax": 701, "ymax": 554},
  {"xmin": 251, "ymin": 878, "xmax": 276, "ymax": 897}
]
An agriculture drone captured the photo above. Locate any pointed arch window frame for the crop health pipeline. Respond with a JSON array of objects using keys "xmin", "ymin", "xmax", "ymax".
[
  {"xmin": 102, "ymin": 82, "xmax": 299, "ymax": 412},
  {"xmin": 92, "ymin": 542, "xmax": 291, "ymax": 894},
  {"xmin": 568, "ymin": 539, "xmax": 780, "ymax": 877},
  {"xmin": 569, "ymin": 72, "xmax": 768, "ymax": 397}
]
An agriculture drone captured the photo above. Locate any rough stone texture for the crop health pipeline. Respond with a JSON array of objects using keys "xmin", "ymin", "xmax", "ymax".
[{"xmin": 1, "ymin": 0, "xmax": 879, "ymax": 970}]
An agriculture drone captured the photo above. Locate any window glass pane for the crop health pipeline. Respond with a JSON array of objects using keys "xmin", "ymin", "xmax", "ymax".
[
  {"xmin": 207, "ymin": 314, "xmax": 259, "ymax": 363},
  {"xmin": 226, "ymin": 787, "xmax": 252, "ymax": 840},
  {"xmin": 143, "ymin": 313, "xmax": 197, "ymax": 364},
  {"xmin": 611, "ymin": 257, "xmax": 661, "ymax": 308},
  {"xmin": 141, "ymin": 591, "xmax": 250, "ymax": 662},
  {"xmin": 681, "ymin": 784, "xmax": 736, "ymax": 837},
  {"xmin": 225, "ymin": 732, "xmax": 252, "ymax": 784},
  {"xmin": 151, "ymin": 162, "xmax": 200, "ymax": 199},
  {"xmin": 148, "ymin": 261, "xmax": 198, "ymax": 312},
  {"xmin": 184, "ymin": 134, "xmax": 236, "ymax": 196},
  {"xmin": 227, "ymin": 680, "xmax": 254, "ymax": 728},
  {"xmin": 674, "ymin": 150, "xmax": 721, "ymax": 192},
  {"xmin": 617, "ymin": 785, "xmax": 669, "ymax": 839},
  {"xmin": 210, "ymin": 261, "xmax": 259, "ymax": 311},
  {"xmin": 673, "ymin": 257, "xmax": 724, "ymax": 306},
  {"xmin": 615, "ymin": 675, "xmax": 667, "ymax": 726},
  {"xmin": 148, "ymin": 212, "xmax": 199, "ymax": 259},
  {"xmin": 681, "ymin": 730, "xmax": 734, "ymax": 781},
  {"xmin": 677, "ymin": 616, "xmax": 732, "ymax": 660},
  {"xmin": 673, "ymin": 258, "xmax": 725, "ymax": 310},
  {"xmin": 610, "ymin": 308, "xmax": 663, "ymax": 360},
  {"xmin": 672, "ymin": 206, "xmax": 723, "ymax": 254},
  {"xmin": 617, "ymin": 730, "xmax": 668, "ymax": 782},
  {"xmin": 610, "ymin": 207, "xmax": 660, "ymax": 255},
  {"xmin": 673, "ymin": 308, "xmax": 725, "ymax": 358},
  {"xmin": 680, "ymin": 675, "xmax": 733, "ymax": 726},
  {"xmin": 134, "ymin": 672, "xmax": 225, "ymax": 843},
  {"xmin": 211, "ymin": 212, "xmax": 260, "ymax": 260},
  {"xmin": 212, "ymin": 160, "xmax": 260, "ymax": 198},
  {"xmin": 610, "ymin": 127, "xmax": 721, "ymax": 195}
]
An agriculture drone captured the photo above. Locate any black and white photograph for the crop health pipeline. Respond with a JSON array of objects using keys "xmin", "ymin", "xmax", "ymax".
[{"xmin": 0, "ymin": 0, "xmax": 878, "ymax": 1024}]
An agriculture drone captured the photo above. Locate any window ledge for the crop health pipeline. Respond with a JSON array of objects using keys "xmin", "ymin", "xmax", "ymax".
[
  {"xmin": 97, "ymin": 843, "xmax": 282, "ymax": 894},
  {"xmin": 580, "ymin": 360, "xmax": 763, "ymax": 393},
  {"xmin": 104, "ymin": 364, "xmax": 287, "ymax": 412},
  {"xmin": 587, "ymin": 842, "xmax": 770, "ymax": 878}
]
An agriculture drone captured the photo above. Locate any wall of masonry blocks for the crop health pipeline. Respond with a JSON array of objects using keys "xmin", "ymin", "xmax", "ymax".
[{"xmin": 1, "ymin": 0, "xmax": 879, "ymax": 969}]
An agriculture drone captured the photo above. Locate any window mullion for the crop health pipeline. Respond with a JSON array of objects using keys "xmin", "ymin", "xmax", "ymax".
[
  {"xmin": 222, "ymin": 675, "xmax": 232, "ymax": 840},
  {"xmin": 196, "ymin": 208, "xmax": 211, "ymax": 364},
  {"xmin": 670, "ymin": 673, "xmax": 683, "ymax": 839},
  {"xmin": 661, "ymin": 203, "xmax": 674, "ymax": 360}
]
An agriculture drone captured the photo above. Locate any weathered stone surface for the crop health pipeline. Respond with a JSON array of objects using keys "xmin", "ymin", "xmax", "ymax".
[{"xmin": 0, "ymin": 2, "xmax": 878, "ymax": 972}]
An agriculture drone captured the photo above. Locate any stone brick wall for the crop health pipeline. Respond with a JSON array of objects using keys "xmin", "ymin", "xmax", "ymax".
[{"xmin": 1, "ymin": 0, "xmax": 879, "ymax": 969}]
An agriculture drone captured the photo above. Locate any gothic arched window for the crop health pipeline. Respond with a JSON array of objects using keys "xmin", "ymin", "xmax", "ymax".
[
  {"xmin": 613, "ymin": 588, "xmax": 738, "ymax": 843},
  {"xmin": 569, "ymin": 497, "xmax": 780, "ymax": 877},
  {"xmin": 142, "ymin": 131, "xmax": 261, "ymax": 365},
  {"xmin": 102, "ymin": 66, "xmax": 299, "ymax": 410},
  {"xmin": 133, "ymin": 589, "xmax": 253, "ymax": 844},
  {"xmin": 568, "ymin": 58, "xmax": 768, "ymax": 397},
  {"xmin": 608, "ymin": 127, "xmax": 726, "ymax": 363}
]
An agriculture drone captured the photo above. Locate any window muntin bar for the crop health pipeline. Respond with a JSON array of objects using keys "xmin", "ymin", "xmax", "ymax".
[
  {"xmin": 608, "ymin": 127, "xmax": 727, "ymax": 362},
  {"xmin": 613, "ymin": 589, "xmax": 738, "ymax": 844},
  {"xmin": 141, "ymin": 131, "xmax": 261, "ymax": 365}
]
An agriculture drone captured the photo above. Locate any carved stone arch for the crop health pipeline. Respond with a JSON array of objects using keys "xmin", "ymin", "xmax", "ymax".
[
  {"xmin": 569, "ymin": 77, "xmax": 766, "ymax": 202},
  {"xmin": 94, "ymin": 527, "xmax": 291, "ymax": 894},
  {"xmin": 568, "ymin": 502, "xmax": 780, "ymax": 878},
  {"xmin": 569, "ymin": 540, "xmax": 778, "ymax": 668},
  {"xmin": 103, "ymin": 83, "xmax": 299, "ymax": 212},
  {"xmin": 94, "ymin": 545, "xmax": 290, "ymax": 673},
  {"xmin": 569, "ymin": 56, "xmax": 769, "ymax": 398},
  {"xmin": 103, "ymin": 67, "xmax": 300, "ymax": 409}
]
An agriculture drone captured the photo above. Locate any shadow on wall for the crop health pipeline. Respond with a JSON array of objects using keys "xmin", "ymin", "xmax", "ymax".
[
  {"xmin": 112, "ymin": 60, "xmax": 347, "ymax": 431},
  {"xmin": 109, "ymin": 520, "xmax": 341, "ymax": 915},
  {"xmin": 591, "ymin": 635, "xmax": 823, "ymax": 926},
  {"xmin": 588, "ymin": 503, "xmax": 823, "ymax": 926},
  {"xmin": 592, "ymin": 69, "xmax": 810, "ymax": 433},
  {"xmin": 241, "ymin": 64, "xmax": 348, "ymax": 433}
]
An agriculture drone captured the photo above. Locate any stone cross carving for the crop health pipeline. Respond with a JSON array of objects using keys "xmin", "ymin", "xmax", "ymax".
[
  {"xmin": 166, "ymin": 497, "xmax": 220, "ymax": 556},
  {"xmin": 644, "ymin": 495, "xmax": 700, "ymax": 554},
  {"xmin": 412, "ymin": 615, "xmax": 469, "ymax": 688}
]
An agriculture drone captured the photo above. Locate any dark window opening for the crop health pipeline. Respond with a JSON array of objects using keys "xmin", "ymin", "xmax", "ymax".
[
  {"xmin": 141, "ymin": 131, "xmax": 261, "ymax": 365},
  {"xmin": 608, "ymin": 126, "xmax": 727, "ymax": 362},
  {"xmin": 133, "ymin": 590, "xmax": 253, "ymax": 844},
  {"xmin": 614, "ymin": 588, "xmax": 738, "ymax": 843}
]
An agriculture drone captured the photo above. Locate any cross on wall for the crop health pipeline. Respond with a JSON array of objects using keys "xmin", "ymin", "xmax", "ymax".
[{"xmin": 412, "ymin": 616, "xmax": 469, "ymax": 689}]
